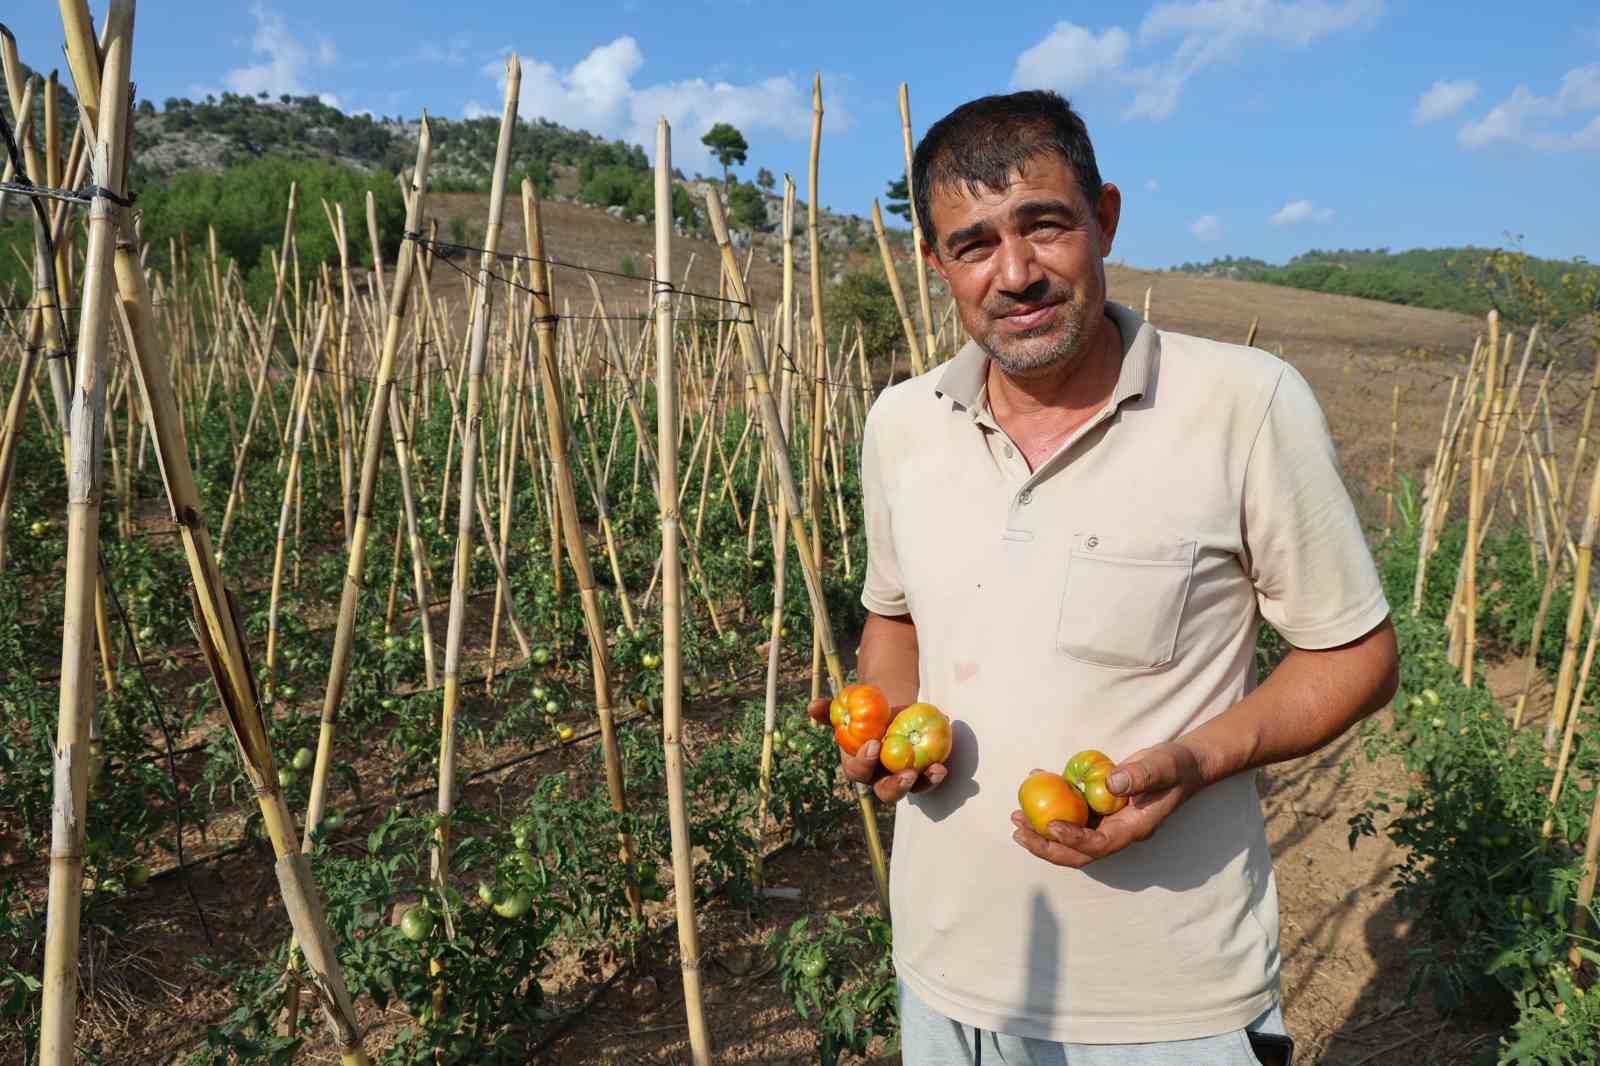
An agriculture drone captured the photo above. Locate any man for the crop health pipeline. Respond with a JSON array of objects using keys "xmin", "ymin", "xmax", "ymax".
[{"xmin": 807, "ymin": 90, "xmax": 1398, "ymax": 1064}]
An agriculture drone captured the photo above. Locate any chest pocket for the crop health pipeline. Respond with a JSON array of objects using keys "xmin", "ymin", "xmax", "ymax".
[{"xmin": 1056, "ymin": 533, "xmax": 1196, "ymax": 670}]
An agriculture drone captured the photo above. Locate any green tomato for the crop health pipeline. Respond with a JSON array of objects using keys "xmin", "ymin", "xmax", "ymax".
[
  {"xmin": 493, "ymin": 889, "xmax": 533, "ymax": 919},
  {"xmin": 399, "ymin": 905, "xmax": 436, "ymax": 942},
  {"xmin": 797, "ymin": 947, "xmax": 827, "ymax": 979},
  {"xmin": 532, "ymin": 647, "xmax": 551, "ymax": 665},
  {"xmin": 292, "ymin": 747, "xmax": 314, "ymax": 772},
  {"xmin": 125, "ymin": 863, "xmax": 151, "ymax": 889},
  {"xmin": 322, "ymin": 811, "xmax": 346, "ymax": 832},
  {"xmin": 478, "ymin": 881, "xmax": 496, "ymax": 904},
  {"xmin": 531, "ymin": 686, "xmax": 547, "ymax": 701},
  {"xmin": 544, "ymin": 700, "xmax": 560, "ymax": 716},
  {"xmin": 277, "ymin": 767, "xmax": 297, "ymax": 789}
]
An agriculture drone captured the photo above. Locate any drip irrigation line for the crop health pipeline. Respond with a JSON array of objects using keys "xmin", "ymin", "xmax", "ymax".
[{"xmin": 98, "ymin": 547, "xmax": 215, "ymax": 947}]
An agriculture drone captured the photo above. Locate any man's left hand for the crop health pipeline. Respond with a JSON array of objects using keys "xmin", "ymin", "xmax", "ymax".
[{"xmin": 1009, "ymin": 742, "xmax": 1208, "ymax": 868}]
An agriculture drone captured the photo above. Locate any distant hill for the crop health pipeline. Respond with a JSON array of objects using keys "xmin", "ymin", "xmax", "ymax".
[{"xmin": 1174, "ymin": 247, "xmax": 1597, "ymax": 330}]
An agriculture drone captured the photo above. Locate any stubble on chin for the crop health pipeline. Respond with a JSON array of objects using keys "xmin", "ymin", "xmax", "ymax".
[{"xmin": 980, "ymin": 302, "xmax": 1089, "ymax": 377}]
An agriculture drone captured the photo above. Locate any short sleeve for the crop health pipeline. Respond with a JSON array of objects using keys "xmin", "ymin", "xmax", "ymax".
[
  {"xmin": 860, "ymin": 404, "xmax": 909, "ymax": 617},
  {"xmin": 1242, "ymin": 364, "xmax": 1389, "ymax": 648}
]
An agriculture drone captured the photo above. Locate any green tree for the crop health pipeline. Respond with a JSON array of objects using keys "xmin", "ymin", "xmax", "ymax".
[
  {"xmin": 729, "ymin": 181, "xmax": 770, "ymax": 232},
  {"xmin": 701, "ymin": 122, "xmax": 749, "ymax": 187},
  {"xmin": 829, "ymin": 269, "xmax": 901, "ymax": 368},
  {"xmin": 756, "ymin": 167, "xmax": 776, "ymax": 192},
  {"xmin": 885, "ymin": 176, "xmax": 911, "ymax": 221}
]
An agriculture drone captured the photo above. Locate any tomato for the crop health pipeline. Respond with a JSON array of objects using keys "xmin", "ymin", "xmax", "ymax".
[
  {"xmin": 125, "ymin": 863, "xmax": 151, "ymax": 889},
  {"xmin": 1063, "ymin": 749, "xmax": 1111, "ymax": 789},
  {"xmin": 277, "ymin": 767, "xmax": 297, "ymax": 789},
  {"xmin": 797, "ymin": 946, "xmax": 827, "ymax": 979},
  {"xmin": 493, "ymin": 889, "xmax": 533, "ymax": 919},
  {"xmin": 1017, "ymin": 771, "xmax": 1089, "ymax": 835},
  {"xmin": 322, "ymin": 810, "xmax": 346, "ymax": 831},
  {"xmin": 878, "ymin": 703, "xmax": 952, "ymax": 773},
  {"xmin": 532, "ymin": 647, "xmax": 552, "ymax": 665},
  {"xmin": 478, "ymin": 881, "xmax": 496, "ymax": 904},
  {"xmin": 557, "ymin": 725, "xmax": 574, "ymax": 741},
  {"xmin": 828, "ymin": 684, "xmax": 891, "ymax": 756},
  {"xmin": 291, "ymin": 747, "xmax": 314, "ymax": 772},
  {"xmin": 642, "ymin": 652, "xmax": 661, "ymax": 669},
  {"xmin": 1063, "ymin": 749, "xmax": 1126, "ymax": 816},
  {"xmin": 399, "ymin": 905, "xmax": 435, "ymax": 942}
]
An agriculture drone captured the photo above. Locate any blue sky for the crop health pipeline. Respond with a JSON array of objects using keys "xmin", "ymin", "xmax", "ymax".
[{"xmin": 5, "ymin": 2, "xmax": 1598, "ymax": 269}]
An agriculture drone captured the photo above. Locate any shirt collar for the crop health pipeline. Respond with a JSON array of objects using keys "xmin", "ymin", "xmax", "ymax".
[{"xmin": 934, "ymin": 299, "xmax": 1157, "ymax": 415}]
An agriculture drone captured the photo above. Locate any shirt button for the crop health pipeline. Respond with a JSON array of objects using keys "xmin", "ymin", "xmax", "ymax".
[
  {"xmin": 1019, "ymin": 489, "xmax": 1032, "ymax": 505},
  {"xmin": 1086, "ymin": 536, "xmax": 1099, "ymax": 550},
  {"xmin": 1004, "ymin": 444, "xmax": 1014, "ymax": 458}
]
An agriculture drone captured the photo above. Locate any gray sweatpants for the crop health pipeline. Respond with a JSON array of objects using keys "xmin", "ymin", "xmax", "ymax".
[{"xmin": 898, "ymin": 979, "xmax": 1288, "ymax": 1065}]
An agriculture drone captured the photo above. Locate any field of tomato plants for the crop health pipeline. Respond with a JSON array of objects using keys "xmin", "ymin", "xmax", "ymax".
[{"xmin": 5, "ymin": 9, "xmax": 1600, "ymax": 1066}]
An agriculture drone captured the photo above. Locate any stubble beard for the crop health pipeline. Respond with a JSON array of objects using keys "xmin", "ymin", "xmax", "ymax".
[{"xmin": 977, "ymin": 288, "xmax": 1094, "ymax": 377}]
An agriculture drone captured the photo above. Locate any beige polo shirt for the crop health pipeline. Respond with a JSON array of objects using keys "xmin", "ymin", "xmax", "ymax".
[{"xmin": 860, "ymin": 300, "xmax": 1388, "ymax": 1043}]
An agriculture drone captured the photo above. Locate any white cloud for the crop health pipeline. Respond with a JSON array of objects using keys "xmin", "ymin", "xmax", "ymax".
[
  {"xmin": 1190, "ymin": 213, "xmax": 1222, "ymax": 240},
  {"xmin": 1459, "ymin": 65, "xmax": 1600, "ymax": 153},
  {"xmin": 1012, "ymin": 24, "xmax": 1132, "ymax": 94},
  {"xmin": 1011, "ymin": 1, "xmax": 1383, "ymax": 121},
  {"xmin": 222, "ymin": 4, "xmax": 338, "ymax": 102},
  {"xmin": 1270, "ymin": 199, "xmax": 1333, "ymax": 225},
  {"xmin": 1412, "ymin": 79, "xmax": 1478, "ymax": 125},
  {"xmin": 418, "ymin": 36, "xmax": 470, "ymax": 67},
  {"xmin": 482, "ymin": 38, "xmax": 846, "ymax": 168}
]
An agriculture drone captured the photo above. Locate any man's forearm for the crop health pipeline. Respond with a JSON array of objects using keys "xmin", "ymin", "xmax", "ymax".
[
  {"xmin": 1180, "ymin": 618, "xmax": 1399, "ymax": 789},
  {"xmin": 858, "ymin": 611, "xmax": 920, "ymax": 707}
]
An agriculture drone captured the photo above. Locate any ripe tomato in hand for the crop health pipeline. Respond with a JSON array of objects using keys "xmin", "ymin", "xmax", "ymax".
[
  {"xmin": 1017, "ymin": 771, "xmax": 1089, "ymax": 835},
  {"xmin": 1064, "ymin": 749, "xmax": 1127, "ymax": 815},
  {"xmin": 878, "ymin": 703, "xmax": 952, "ymax": 773},
  {"xmin": 829, "ymin": 684, "xmax": 891, "ymax": 756}
]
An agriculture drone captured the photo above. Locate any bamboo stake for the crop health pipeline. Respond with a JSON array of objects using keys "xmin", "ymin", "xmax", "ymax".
[
  {"xmin": 1514, "ymin": 344, "xmax": 1600, "ymax": 727},
  {"xmin": 897, "ymin": 84, "xmax": 935, "ymax": 363},
  {"xmin": 303, "ymin": 119, "xmax": 433, "ymax": 844},
  {"xmin": 870, "ymin": 199, "xmax": 925, "ymax": 375},
  {"xmin": 37, "ymin": 8, "xmax": 131, "ymax": 1058},
  {"xmin": 1384, "ymin": 379, "xmax": 1399, "ymax": 538},
  {"xmin": 431, "ymin": 60, "xmax": 520, "ymax": 926},
  {"xmin": 705, "ymin": 186, "xmax": 891, "ymax": 913},
  {"xmin": 1460, "ymin": 311, "xmax": 1497, "ymax": 684},
  {"xmin": 265, "ymin": 303, "xmax": 331, "ymax": 700},
  {"xmin": 388, "ymin": 391, "xmax": 437, "ymax": 691},
  {"xmin": 806, "ymin": 73, "xmax": 828, "ymax": 705},
  {"xmin": 525, "ymin": 176, "xmax": 644, "ymax": 928},
  {"xmin": 755, "ymin": 177, "xmax": 799, "ymax": 895},
  {"xmin": 217, "ymin": 182, "xmax": 298, "ymax": 550},
  {"xmin": 652, "ymin": 117, "xmax": 714, "ymax": 1066},
  {"xmin": 1541, "ymin": 421, "xmax": 1600, "ymax": 755}
]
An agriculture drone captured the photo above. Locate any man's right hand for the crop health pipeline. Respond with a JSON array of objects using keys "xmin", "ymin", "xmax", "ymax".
[{"xmin": 806, "ymin": 697, "xmax": 949, "ymax": 804}]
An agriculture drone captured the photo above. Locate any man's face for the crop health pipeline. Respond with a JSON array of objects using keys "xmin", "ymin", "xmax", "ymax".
[{"xmin": 922, "ymin": 153, "xmax": 1121, "ymax": 377}]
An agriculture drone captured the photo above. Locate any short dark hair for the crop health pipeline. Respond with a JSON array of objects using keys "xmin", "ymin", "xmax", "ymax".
[{"xmin": 912, "ymin": 90, "xmax": 1103, "ymax": 249}]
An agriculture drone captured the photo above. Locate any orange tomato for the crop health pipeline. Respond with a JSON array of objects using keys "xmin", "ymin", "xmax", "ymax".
[
  {"xmin": 828, "ymin": 684, "xmax": 891, "ymax": 756},
  {"xmin": 1017, "ymin": 771, "xmax": 1089, "ymax": 835},
  {"xmin": 878, "ymin": 703, "xmax": 952, "ymax": 773}
]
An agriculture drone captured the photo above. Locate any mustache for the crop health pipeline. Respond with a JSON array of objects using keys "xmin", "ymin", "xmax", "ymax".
[{"xmin": 984, "ymin": 283, "xmax": 1076, "ymax": 317}]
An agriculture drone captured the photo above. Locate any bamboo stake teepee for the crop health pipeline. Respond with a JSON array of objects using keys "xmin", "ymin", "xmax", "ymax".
[
  {"xmin": 704, "ymin": 186, "xmax": 891, "ymax": 913},
  {"xmin": 303, "ymin": 118, "xmax": 434, "ymax": 843},
  {"xmin": 37, "ymin": 7, "xmax": 134, "ymax": 1059}
]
